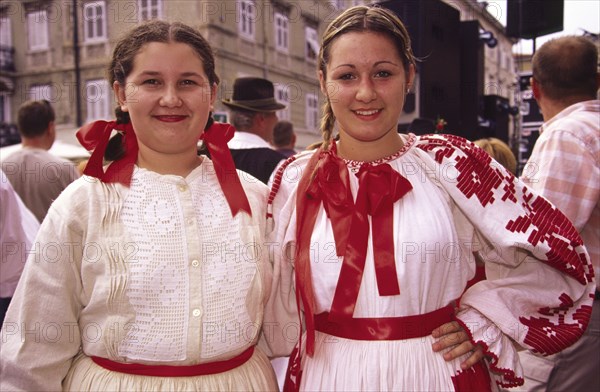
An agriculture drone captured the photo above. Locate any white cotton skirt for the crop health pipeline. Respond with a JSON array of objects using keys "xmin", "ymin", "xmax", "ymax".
[
  {"xmin": 62, "ymin": 347, "xmax": 279, "ymax": 392},
  {"xmin": 300, "ymin": 331, "xmax": 496, "ymax": 392}
]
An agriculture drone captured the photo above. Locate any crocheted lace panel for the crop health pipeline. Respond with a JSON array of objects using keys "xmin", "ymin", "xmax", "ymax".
[{"xmin": 117, "ymin": 168, "xmax": 255, "ymax": 361}]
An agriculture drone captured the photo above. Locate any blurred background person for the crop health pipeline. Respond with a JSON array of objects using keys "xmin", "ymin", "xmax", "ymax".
[
  {"xmin": 519, "ymin": 35, "xmax": 599, "ymax": 392},
  {"xmin": 0, "ymin": 170, "xmax": 39, "ymax": 326},
  {"xmin": 0, "ymin": 100, "xmax": 80, "ymax": 222},
  {"xmin": 473, "ymin": 137, "xmax": 517, "ymax": 175},
  {"xmin": 272, "ymin": 120, "xmax": 297, "ymax": 158},
  {"xmin": 223, "ymin": 77, "xmax": 287, "ymax": 184}
]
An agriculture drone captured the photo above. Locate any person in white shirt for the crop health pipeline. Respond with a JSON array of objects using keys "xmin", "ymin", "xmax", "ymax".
[
  {"xmin": 222, "ymin": 77, "xmax": 287, "ymax": 184},
  {"xmin": 1, "ymin": 100, "xmax": 80, "ymax": 222},
  {"xmin": 0, "ymin": 169, "xmax": 40, "ymax": 326}
]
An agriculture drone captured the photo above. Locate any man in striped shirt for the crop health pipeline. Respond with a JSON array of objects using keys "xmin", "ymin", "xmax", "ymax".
[{"xmin": 520, "ymin": 35, "xmax": 599, "ymax": 392}]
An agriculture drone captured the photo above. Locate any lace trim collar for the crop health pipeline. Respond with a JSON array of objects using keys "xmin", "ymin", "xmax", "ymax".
[{"xmin": 342, "ymin": 133, "xmax": 416, "ymax": 172}]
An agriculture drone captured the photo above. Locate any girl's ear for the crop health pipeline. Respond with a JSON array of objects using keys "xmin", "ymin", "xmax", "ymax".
[
  {"xmin": 113, "ymin": 81, "xmax": 128, "ymax": 112},
  {"xmin": 210, "ymin": 83, "xmax": 218, "ymax": 107},
  {"xmin": 530, "ymin": 77, "xmax": 541, "ymax": 100},
  {"xmin": 407, "ymin": 64, "xmax": 416, "ymax": 92},
  {"xmin": 318, "ymin": 70, "xmax": 328, "ymax": 97}
]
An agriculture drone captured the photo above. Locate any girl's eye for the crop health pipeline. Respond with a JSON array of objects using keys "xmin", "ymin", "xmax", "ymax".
[
  {"xmin": 375, "ymin": 70, "xmax": 391, "ymax": 78},
  {"xmin": 180, "ymin": 80, "xmax": 197, "ymax": 86},
  {"xmin": 339, "ymin": 73, "xmax": 355, "ymax": 81},
  {"xmin": 142, "ymin": 79, "xmax": 159, "ymax": 85}
]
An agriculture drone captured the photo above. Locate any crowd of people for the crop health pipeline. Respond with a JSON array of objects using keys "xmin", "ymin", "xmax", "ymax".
[{"xmin": 0, "ymin": 4, "xmax": 597, "ymax": 392}]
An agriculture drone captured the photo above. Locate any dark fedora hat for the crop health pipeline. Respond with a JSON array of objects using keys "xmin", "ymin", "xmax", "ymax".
[{"xmin": 222, "ymin": 77, "xmax": 286, "ymax": 112}]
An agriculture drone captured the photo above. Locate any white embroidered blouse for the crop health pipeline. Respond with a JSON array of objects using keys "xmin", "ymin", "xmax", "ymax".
[{"xmin": 264, "ymin": 133, "xmax": 595, "ymax": 390}]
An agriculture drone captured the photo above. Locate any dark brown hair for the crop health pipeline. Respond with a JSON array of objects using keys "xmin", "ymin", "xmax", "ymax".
[{"xmin": 17, "ymin": 100, "xmax": 55, "ymax": 138}]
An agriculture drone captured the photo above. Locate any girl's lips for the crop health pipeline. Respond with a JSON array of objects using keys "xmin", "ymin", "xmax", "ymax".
[
  {"xmin": 353, "ymin": 109, "xmax": 382, "ymax": 120},
  {"xmin": 154, "ymin": 115, "xmax": 187, "ymax": 122}
]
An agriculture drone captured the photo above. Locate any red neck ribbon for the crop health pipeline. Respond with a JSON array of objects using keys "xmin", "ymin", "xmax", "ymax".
[
  {"xmin": 76, "ymin": 121, "xmax": 251, "ymax": 217},
  {"xmin": 295, "ymin": 142, "xmax": 413, "ymax": 355}
]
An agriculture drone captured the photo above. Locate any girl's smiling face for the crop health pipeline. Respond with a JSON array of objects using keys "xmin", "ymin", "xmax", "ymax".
[
  {"xmin": 114, "ymin": 41, "xmax": 216, "ymax": 158},
  {"xmin": 320, "ymin": 31, "xmax": 414, "ymax": 152}
]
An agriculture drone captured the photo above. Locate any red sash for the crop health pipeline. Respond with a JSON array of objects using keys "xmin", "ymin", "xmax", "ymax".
[
  {"xmin": 91, "ymin": 346, "xmax": 254, "ymax": 377},
  {"xmin": 315, "ymin": 304, "xmax": 455, "ymax": 340}
]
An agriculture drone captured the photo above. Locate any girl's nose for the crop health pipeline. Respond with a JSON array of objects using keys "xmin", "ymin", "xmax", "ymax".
[
  {"xmin": 159, "ymin": 85, "xmax": 182, "ymax": 107},
  {"xmin": 355, "ymin": 78, "xmax": 377, "ymax": 103}
]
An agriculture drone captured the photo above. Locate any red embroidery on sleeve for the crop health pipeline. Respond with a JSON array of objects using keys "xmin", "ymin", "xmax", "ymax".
[
  {"xmin": 520, "ymin": 293, "xmax": 592, "ymax": 355},
  {"xmin": 506, "ymin": 187, "xmax": 590, "ymax": 284},
  {"xmin": 451, "ymin": 363, "xmax": 492, "ymax": 392},
  {"xmin": 417, "ymin": 134, "xmax": 518, "ymax": 207}
]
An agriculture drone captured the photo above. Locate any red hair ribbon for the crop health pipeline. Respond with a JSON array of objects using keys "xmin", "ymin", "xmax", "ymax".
[
  {"xmin": 201, "ymin": 122, "xmax": 252, "ymax": 217},
  {"xmin": 76, "ymin": 121, "xmax": 138, "ymax": 185},
  {"xmin": 76, "ymin": 120, "xmax": 251, "ymax": 217}
]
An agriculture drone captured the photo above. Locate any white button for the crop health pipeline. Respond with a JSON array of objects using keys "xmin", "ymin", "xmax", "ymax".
[
  {"xmin": 192, "ymin": 309, "xmax": 201, "ymax": 317},
  {"xmin": 178, "ymin": 184, "xmax": 188, "ymax": 192},
  {"xmin": 191, "ymin": 259, "xmax": 200, "ymax": 267}
]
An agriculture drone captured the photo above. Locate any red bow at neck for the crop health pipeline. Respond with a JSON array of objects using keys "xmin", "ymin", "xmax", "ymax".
[
  {"xmin": 76, "ymin": 120, "xmax": 251, "ymax": 217},
  {"xmin": 296, "ymin": 142, "xmax": 413, "ymax": 355}
]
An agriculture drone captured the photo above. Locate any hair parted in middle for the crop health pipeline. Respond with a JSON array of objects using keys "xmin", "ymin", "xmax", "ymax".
[{"xmin": 317, "ymin": 5, "xmax": 417, "ymax": 149}]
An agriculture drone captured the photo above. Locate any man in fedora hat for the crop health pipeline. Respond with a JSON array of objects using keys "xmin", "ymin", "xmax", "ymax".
[{"xmin": 223, "ymin": 77, "xmax": 287, "ymax": 184}]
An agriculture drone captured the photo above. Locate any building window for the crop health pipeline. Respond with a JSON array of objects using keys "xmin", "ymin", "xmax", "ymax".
[
  {"xmin": 274, "ymin": 12, "xmax": 289, "ymax": 53},
  {"xmin": 27, "ymin": 10, "xmax": 49, "ymax": 51},
  {"xmin": 305, "ymin": 93, "xmax": 319, "ymax": 133},
  {"xmin": 28, "ymin": 84, "xmax": 55, "ymax": 101},
  {"xmin": 0, "ymin": 17, "xmax": 13, "ymax": 70},
  {"xmin": 275, "ymin": 84, "xmax": 290, "ymax": 121},
  {"xmin": 305, "ymin": 26, "xmax": 319, "ymax": 62},
  {"xmin": 83, "ymin": 1, "xmax": 107, "ymax": 43},
  {"xmin": 1, "ymin": 17, "xmax": 11, "ymax": 47},
  {"xmin": 0, "ymin": 93, "xmax": 10, "ymax": 123},
  {"xmin": 86, "ymin": 79, "xmax": 112, "ymax": 121},
  {"xmin": 238, "ymin": 0, "xmax": 255, "ymax": 40},
  {"xmin": 139, "ymin": 0, "xmax": 162, "ymax": 21}
]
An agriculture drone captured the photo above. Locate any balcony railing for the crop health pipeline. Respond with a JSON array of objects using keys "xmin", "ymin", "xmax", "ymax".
[{"xmin": 0, "ymin": 46, "xmax": 16, "ymax": 72}]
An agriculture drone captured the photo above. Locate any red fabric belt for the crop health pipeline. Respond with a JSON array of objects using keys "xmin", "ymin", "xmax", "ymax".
[
  {"xmin": 91, "ymin": 346, "xmax": 254, "ymax": 377},
  {"xmin": 314, "ymin": 305, "xmax": 455, "ymax": 341}
]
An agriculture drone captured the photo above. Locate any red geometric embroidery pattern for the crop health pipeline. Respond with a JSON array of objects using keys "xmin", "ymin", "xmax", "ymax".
[
  {"xmin": 267, "ymin": 154, "xmax": 298, "ymax": 219},
  {"xmin": 520, "ymin": 293, "xmax": 592, "ymax": 355},
  {"xmin": 418, "ymin": 133, "xmax": 594, "ymax": 365},
  {"xmin": 418, "ymin": 134, "xmax": 591, "ymax": 285},
  {"xmin": 417, "ymin": 134, "xmax": 517, "ymax": 207},
  {"xmin": 451, "ymin": 363, "xmax": 492, "ymax": 392},
  {"xmin": 506, "ymin": 187, "xmax": 590, "ymax": 284},
  {"xmin": 454, "ymin": 315, "xmax": 524, "ymax": 388}
]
